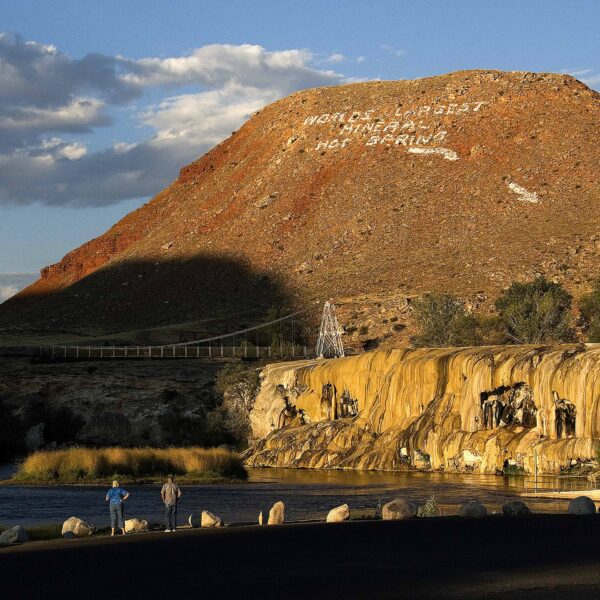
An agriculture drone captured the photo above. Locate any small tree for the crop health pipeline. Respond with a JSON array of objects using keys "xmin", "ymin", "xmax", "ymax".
[
  {"xmin": 411, "ymin": 293, "xmax": 479, "ymax": 348},
  {"xmin": 579, "ymin": 279, "xmax": 600, "ymax": 342},
  {"xmin": 494, "ymin": 277, "xmax": 574, "ymax": 344}
]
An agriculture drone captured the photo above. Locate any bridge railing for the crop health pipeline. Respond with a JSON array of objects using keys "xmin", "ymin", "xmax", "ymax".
[{"xmin": 47, "ymin": 344, "xmax": 312, "ymax": 360}]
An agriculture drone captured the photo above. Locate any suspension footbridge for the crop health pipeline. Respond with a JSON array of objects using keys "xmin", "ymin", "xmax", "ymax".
[{"xmin": 40, "ymin": 302, "xmax": 345, "ymax": 361}]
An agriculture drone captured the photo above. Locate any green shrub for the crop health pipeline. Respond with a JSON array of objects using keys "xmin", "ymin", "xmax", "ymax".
[
  {"xmin": 580, "ymin": 280, "xmax": 600, "ymax": 342},
  {"xmin": 417, "ymin": 495, "xmax": 439, "ymax": 518},
  {"xmin": 494, "ymin": 277, "xmax": 574, "ymax": 343},
  {"xmin": 411, "ymin": 293, "xmax": 479, "ymax": 347}
]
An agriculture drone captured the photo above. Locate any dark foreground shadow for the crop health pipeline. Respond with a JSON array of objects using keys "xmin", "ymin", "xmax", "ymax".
[
  {"xmin": 0, "ymin": 253, "xmax": 294, "ymax": 340},
  {"xmin": 1, "ymin": 515, "xmax": 600, "ymax": 600}
]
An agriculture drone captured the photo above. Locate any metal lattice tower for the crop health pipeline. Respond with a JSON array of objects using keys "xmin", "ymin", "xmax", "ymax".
[{"xmin": 316, "ymin": 301, "xmax": 345, "ymax": 358}]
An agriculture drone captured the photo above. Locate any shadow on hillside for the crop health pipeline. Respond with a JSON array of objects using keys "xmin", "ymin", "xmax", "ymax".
[{"xmin": 0, "ymin": 253, "xmax": 296, "ymax": 341}]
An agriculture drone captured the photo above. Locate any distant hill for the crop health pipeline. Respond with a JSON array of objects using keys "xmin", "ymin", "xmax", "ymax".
[{"xmin": 2, "ymin": 70, "xmax": 600, "ymax": 348}]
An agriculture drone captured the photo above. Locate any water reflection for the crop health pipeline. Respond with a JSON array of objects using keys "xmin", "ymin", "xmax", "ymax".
[{"xmin": 0, "ymin": 467, "xmax": 576, "ymax": 528}]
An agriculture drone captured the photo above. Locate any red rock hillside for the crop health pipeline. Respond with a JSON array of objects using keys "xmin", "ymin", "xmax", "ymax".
[{"xmin": 2, "ymin": 70, "xmax": 600, "ymax": 346}]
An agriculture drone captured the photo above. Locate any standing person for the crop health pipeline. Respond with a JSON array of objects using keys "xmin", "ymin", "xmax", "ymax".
[
  {"xmin": 161, "ymin": 474, "xmax": 181, "ymax": 532},
  {"xmin": 105, "ymin": 480, "xmax": 129, "ymax": 536}
]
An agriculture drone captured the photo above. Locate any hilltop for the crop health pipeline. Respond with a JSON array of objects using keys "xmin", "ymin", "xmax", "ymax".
[{"xmin": 2, "ymin": 69, "xmax": 600, "ymax": 348}]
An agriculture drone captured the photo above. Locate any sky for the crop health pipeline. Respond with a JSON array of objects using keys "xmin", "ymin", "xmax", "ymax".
[{"xmin": 1, "ymin": 0, "xmax": 599, "ymax": 300}]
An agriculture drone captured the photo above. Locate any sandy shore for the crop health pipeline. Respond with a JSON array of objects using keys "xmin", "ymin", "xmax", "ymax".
[{"xmin": 1, "ymin": 515, "xmax": 600, "ymax": 599}]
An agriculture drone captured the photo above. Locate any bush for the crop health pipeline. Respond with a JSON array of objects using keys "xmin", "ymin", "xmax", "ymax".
[
  {"xmin": 494, "ymin": 277, "xmax": 575, "ymax": 343},
  {"xmin": 417, "ymin": 495, "xmax": 439, "ymax": 518},
  {"xmin": 579, "ymin": 280, "xmax": 600, "ymax": 342},
  {"xmin": 411, "ymin": 293, "xmax": 479, "ymax": 347}
]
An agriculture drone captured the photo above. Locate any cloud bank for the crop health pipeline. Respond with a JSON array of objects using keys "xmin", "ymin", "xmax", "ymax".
[
  {"xmin": 0, "ymin": 34, "xmax": 344, "ymax": 207},
  {"xmin": 0, "ymin": 272, "xmax": 37, "ymax": 302}
]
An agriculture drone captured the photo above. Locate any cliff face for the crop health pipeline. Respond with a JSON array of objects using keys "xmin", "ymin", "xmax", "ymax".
[
  {"xmin": 245, "ymin": 345, "xmax": 600, "ymax": 474},
  {"xmin": 2, "ymin": 70, "xmax": 600, "ymax": 347}
]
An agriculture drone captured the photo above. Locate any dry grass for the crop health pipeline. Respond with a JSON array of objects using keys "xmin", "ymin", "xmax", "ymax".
[{"xmin": 14, "ymin": 447, "xmax": 246, "ymax": 483}]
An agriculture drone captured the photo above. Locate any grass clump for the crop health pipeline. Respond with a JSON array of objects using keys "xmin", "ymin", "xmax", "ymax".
[
  {"xmin": 13, "ymin": 446, "xmax": 246, "ymax": 484},
  {"xmin": 417, "ymin": 495, "xmax": 439, "ymax": 518}
]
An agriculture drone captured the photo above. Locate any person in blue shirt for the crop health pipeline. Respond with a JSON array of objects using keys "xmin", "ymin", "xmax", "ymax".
[{"xmin": 105, "ymin": 480, "xmax": 130, "ymax": 536}]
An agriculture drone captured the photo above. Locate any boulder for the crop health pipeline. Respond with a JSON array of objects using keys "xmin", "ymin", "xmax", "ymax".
[
  {"xmin": 188, "ymin": 514, "xmax": 200, "ymax": 528},
  {"xmin": 458, "ymin": 501, "xmax": 488, "ymax": 518},
  {"xmin": 382, "ymin": 498, "xmax": 417, "ymax": 521},
  {"xmin": 568, "ymin": 496, "xmax": 596, "ymax": 515},
  {"xmin": 201, "ymin": 511, "xmax": 223, "ymax": 528},
  {"xmin": 502, "ymin": 500, "xmax": 531, "ymax": 516},
  {"xmin": 0, "ymin": 526, "xmax": 28, "ymax": 545},
  {"xmin": 326, "ymin": 504, "xmax": 350, "ymax": 523},
  {"xmin": 258, "ymin": 511, "xmax": 264, "ymax": 525},
  {"xmin": 25, "ymin": 423, "xmax": 45, "ymax": 451},
  {"xmin": 267, "ymin": 501, "xmax": 285, "ymax": 525},
  {"xmin": 124, "ymin": 518, "xmax": 149, "ymax": 533},
  {"xmin": 61, "ymin": 517, "xmax": 95, "ymax": 537}
]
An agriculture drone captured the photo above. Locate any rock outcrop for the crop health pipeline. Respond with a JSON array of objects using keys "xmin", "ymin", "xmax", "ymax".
[
  {"xmin": 502, "ymin": 500, "xmax": 531, "ymax": 516},
  {"xmin": 124, "ymin": 519, "xmax": 149, "ymax": 533},
  {"xmin": 568, "ymin": 496, "xmax": 596, "ymax": 515},
  {"xmin": 201, "ymin": 511, "xmax": 223, "ymax": 528},
  {"xmin": 245, "ymin": 345, "xmax": 600, "ymax": 474},
  {"xmin": 382, "ymin": 498, "xmax": 417, "ymax": 520},
  {"xmin": 0, "ymin": 357, "xmax": 222, "ymax": 448},
  {"xmin": 0, "ymin": 526, "xmax": 28, "ymax": 545},
  {"xmin": 62, "ymin": 517, "xmax": 95, "ymax": 537},
  {"xmin": 268, "ymin": 501, "xmax": 285, "ymax": 525},
  {"xmin": 326, "ymin": 504, "xmax": 350, "ymax": 523},
  {"xmin": 459, "ymin": 501, "xmax": 488, "ymax": 518}
]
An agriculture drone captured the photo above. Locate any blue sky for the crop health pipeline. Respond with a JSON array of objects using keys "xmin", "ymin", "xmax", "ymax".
[{"xmin": 1, "ymin": 0, "xmax": 599, "ymax": 300}]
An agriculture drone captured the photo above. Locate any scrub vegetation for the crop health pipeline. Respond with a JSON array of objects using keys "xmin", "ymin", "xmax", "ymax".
[
  {"xmin": 12, "ymin": 446, "xmax": 247, "ymax": 484},
  {"xmin": 411, "ymin": 277, "xmax": 577, "ymax": 347}
]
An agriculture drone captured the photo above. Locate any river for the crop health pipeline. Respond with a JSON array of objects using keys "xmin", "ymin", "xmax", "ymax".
[{"xmin": 0, "ymin": 465, "xmax": 580, "ymax": 528}]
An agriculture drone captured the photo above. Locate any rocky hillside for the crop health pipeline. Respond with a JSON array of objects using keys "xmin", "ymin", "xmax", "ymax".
[
  {"xmin": 2, "ymin": 70, "xmax": 600, "ymax": 347},
  {"xmin": 0, "ymin": 358, "xmax": 224, "ymax": 453}
]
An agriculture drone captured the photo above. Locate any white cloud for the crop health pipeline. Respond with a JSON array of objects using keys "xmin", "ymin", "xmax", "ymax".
[
  {"xmin": 0, "ymin": 272, "xmax": 37, "ymax": 302},
  {"xmin": 562, "ymin": 67, "xmax": 600, "ymax": 89},
  {"xmin": 0, "ymin": 36, "xmax": 346, "ymax": 207},
  {"xmin": 380, "ymin": 44, "xmax": 407, "ymax": 58},
  {"xmin": 326, "ymin": 53, "xmax": 346, "ymax": 64},
  {"xmin": 140, "ymin": 83, "xmax": 277, "ymax": 144},
  {"xmin": 120, "ymin": 44, "xmax": 340, "ymax": 92}
]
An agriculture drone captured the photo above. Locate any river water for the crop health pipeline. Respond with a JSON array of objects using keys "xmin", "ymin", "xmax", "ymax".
[{"xmin": 0, "ymin": 465, "xmax": 579, "ymax": 528}]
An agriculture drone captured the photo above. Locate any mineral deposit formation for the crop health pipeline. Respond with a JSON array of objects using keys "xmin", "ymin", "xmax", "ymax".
[{"xmin": 245, "ymin": 345, "xmax": 600, "ymax": 474}]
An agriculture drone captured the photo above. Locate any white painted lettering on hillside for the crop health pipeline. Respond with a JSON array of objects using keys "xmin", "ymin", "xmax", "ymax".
[
  {"xmin": 506, "ymin": 180, "xmax": 539, "ymax": 203},
  {"xmin": 300, "ymin": 100, "xmax": 489, "ymax": 160}
]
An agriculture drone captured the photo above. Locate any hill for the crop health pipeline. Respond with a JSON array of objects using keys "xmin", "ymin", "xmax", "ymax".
[{"xmin": 2, "ymin": 69, "xmax": 600, "ymax": 348}]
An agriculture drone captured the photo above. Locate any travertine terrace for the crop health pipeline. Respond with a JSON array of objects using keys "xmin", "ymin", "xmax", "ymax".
[
  {"xmin": 2, "ymin": 70, "xmax": 600, "ymax": 347},
  {"xmin": 245, "ymin": 345, "xmax": 600, "ymax": 474}
]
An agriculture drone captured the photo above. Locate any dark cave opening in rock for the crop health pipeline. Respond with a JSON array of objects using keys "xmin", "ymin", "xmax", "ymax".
[
  {"xmin": 480, "ymin": 383, "xmax": 537, "ymax": 430},
  {"xmin": 319, "ymin": 384, "xmax": 358, "ymax": 420},
  {"xmin": 553, "ymin": 392, "xmax": 576, "ymax": 438}
]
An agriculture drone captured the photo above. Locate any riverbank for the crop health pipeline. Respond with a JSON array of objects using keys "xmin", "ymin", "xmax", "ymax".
[{"xmin": 2, "ymin": 515, "xmax": 600, "ymax": 599}]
